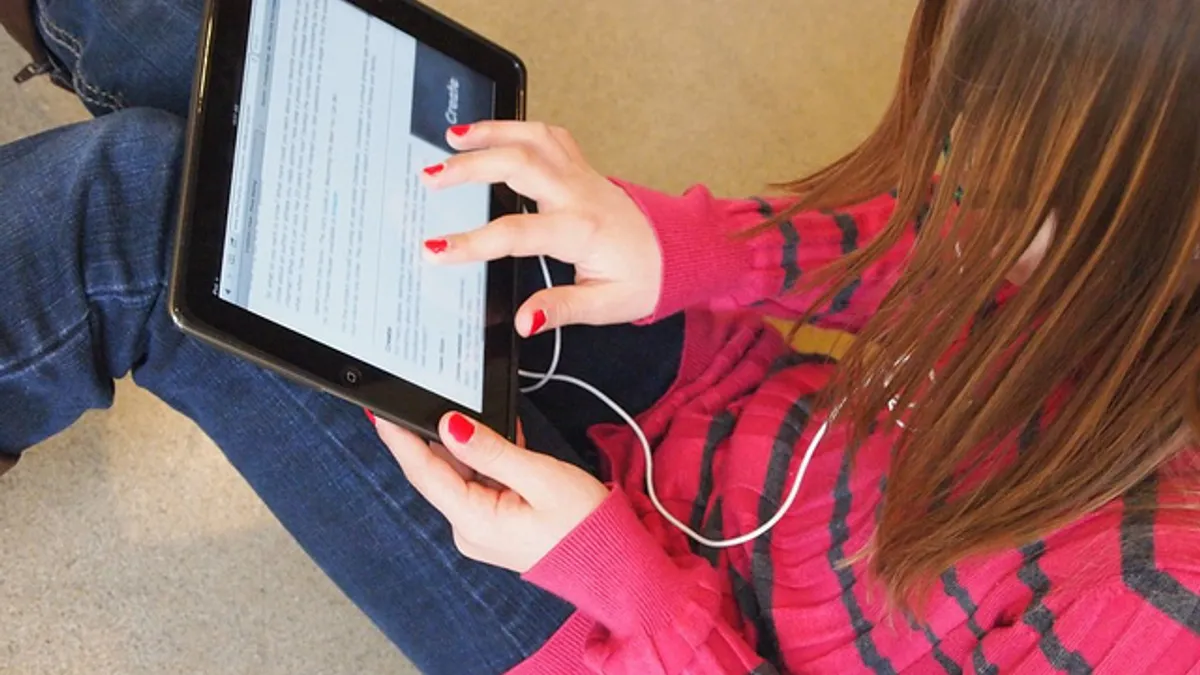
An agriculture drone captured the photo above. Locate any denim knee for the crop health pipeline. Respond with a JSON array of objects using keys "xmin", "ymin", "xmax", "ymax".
[
  {"xmin": 0, "ymin": 106, "xmax": 184, "ymax": 357},
  {"xmin": 83, "ymin": 107, "xmax": 186, "ymax": 166},
  {"xmin": 0, "ymin": 108, "xmax": 184, "ymax": 269},
  {"xmin": 0, "ymin": 107, "xmax": 187, "ymax": 452}
]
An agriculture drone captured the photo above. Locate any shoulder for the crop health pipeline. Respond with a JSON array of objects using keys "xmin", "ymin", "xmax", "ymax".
[
  {"xmin": 1027, "ymin": 474, "xmax": 1200, "ymax": 634},
  {"xmin": 1112, "ymin": 474, "xmax": 1200, "ymax": 628}
]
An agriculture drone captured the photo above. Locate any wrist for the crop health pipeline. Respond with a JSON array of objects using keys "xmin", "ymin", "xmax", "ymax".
[{"xmin": 611, "ymin": 180, "xmax": 755, "ymax": 322}]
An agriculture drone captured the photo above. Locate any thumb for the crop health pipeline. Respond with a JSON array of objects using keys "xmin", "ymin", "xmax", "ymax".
[
  {"xmin": 438, "ymin": 413, "xmax": 556, "ymax": 500},
  {"xmin": 518, "ymin": 283, "xmax": 640, "ymax": 335}
]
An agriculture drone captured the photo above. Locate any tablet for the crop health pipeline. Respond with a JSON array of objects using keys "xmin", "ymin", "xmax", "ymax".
[{"xmin": 169, "ymin": 0, "xmax": 527, "ymax": 441}]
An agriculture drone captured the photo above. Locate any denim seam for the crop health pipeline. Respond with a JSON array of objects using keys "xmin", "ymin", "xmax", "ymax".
[
  {"xmin": 0, "ymin": 312, "xmax": 90, "ymax": 379},
  {"xmin": 35, "ymin": 14, "xmax": 119, "ymax": 111},
  {"xmin": 271, "ymin": 379, "xmax": 558, "ymax": 659},
  {"xmin": 36, "ymin": 12, "xmax": 122, "ymax": 111},
  {"xmin": 34, "ymin": 3, "xmax": 126, "ymax": 112},
  {"xmin": 0, "ymin": 278, "xmax": 158, "ymax": 378},
  {"xmin": 89, "ymin": 286, "xmax": 163, "ymax": 302}
]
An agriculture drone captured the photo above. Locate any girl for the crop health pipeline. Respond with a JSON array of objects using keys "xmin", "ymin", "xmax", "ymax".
[{"xmin": 2, "ymin": 0, "xmax": 1197, "ymax": 673}]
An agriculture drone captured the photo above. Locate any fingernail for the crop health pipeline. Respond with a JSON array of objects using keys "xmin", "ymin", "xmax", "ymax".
[
  {"xmin": 364, "ymin": 409, "xmax": 377, "ymax": 425},
  {"xmin": 423, "ymin": 163, "xmax": 445, "ymax": 177},
  {"xmin": 529, "ymin": 309, "xmax": 547, "ymax": 335},
  {"xmin": 448, "ymin": 413, "xmax": 475, "ymax": 444},
  {"xmin": 449, "ymin": 124, "xmax": 471, "ymax": 137},
  {"xmin": 424, "ymin": 239, "xmax": 449, "ymax": 255}
]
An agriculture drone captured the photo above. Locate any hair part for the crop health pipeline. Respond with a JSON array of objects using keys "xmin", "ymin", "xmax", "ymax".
[{"xmin": 774, "ymin": 0, "xmax": 1200, "ymax": 610}]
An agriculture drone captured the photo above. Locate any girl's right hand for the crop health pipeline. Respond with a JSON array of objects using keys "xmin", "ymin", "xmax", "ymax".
[{"xmin": 419, "ymin": 121, "xmax": 664, "ymax": 335}]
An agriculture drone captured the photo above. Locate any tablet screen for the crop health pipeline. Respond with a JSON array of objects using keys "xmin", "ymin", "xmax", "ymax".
[{"xmin": 218, "ymin": 0, "xmax": 495, "ymax": 412}]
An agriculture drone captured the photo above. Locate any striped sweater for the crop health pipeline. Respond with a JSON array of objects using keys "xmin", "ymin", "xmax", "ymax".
[{"xmin": 511, "ymin": 185, "xmax": 1200, "ymax": 674}]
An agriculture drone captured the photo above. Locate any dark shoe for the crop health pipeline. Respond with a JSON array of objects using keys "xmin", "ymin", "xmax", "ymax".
[
  {"xmin": 0, "ymin": 0, "xmax": 65, "ymax": 86},
  {"xmin": 0, "ymin": 454, "xmax": 16, "ymax": 478}
]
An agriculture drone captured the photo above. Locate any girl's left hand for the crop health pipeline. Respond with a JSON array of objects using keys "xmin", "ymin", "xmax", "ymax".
[{"xmin": 374, "ymin": 413, "xmax": 610, "ymax": 573}]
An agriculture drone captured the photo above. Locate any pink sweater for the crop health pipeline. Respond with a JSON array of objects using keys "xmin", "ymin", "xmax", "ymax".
[{"xmin": 511, "ymin": 184, "xmax": 1200, "ymax": 674}]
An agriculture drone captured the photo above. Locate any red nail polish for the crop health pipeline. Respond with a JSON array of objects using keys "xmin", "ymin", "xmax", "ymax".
[
  {"xmin": 449, "ymin": 124, "xmax": 471, "ymax": 137},
  {"xmin": 448, "ymin": 414, "xmax": 475, "ymax": 444},
  {"xmin": 364, "ymin": 409, "xmax": 377, "ymax": 425},
  {"xmin": 530, "ymin": 309, "xmax": 547, "ymax": 335},
  {"xmin": 424, "ymin": 239, "xmax": 449, "ymax": 254},
  {"xmin": 423, "ymin": 163, "xmax": 445, "ymax": 176}
]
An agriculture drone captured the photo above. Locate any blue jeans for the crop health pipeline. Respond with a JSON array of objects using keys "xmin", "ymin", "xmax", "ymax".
[{"xmin": 2, "ymin": 1, "xmax": 684, "ymax": 672}]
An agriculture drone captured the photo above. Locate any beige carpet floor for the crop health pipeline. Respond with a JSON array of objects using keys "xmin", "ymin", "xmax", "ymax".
[{"xmin": 0, "ymin": 1, "xmax": 911, "ymax": 673}]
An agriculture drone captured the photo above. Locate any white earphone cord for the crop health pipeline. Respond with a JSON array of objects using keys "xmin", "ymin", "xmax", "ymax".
[{"xmin": 517, "ymin": 255, "xmax": 828, "ymax": 549}]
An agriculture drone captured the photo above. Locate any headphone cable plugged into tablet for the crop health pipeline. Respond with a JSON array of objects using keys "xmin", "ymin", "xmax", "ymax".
[{"xmin": 516, "ymin": 255, "xmax": 830, "ymax": 549}]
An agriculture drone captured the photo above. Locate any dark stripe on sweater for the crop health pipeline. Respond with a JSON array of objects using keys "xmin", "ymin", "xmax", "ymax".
[
  {"xmin": 1121, "ymin": 476, "xmax": 1200, "ymax": 634},
  {"xmin": 731, "ymin": 567, "xmax": 769, "ymax": 653},
  {"xmin": 810, "ymin": 211, "xmax": 863, "ymax": 324},
  {"xmin": 688, "ymin": 411, "xmax": 736, "ymax": 562},
  {"xmin": 829, "ymin": 442, "xmax": 899, "ymax": 675},
  {"xmin": 750, "ymin": 662, "xmax": 781, "ymax": 675},
  {"xmin": 694, "ymin": 497, "xmax": 725, "ymax": 567},
  {"xmin": 924, "ymin": 626, "xmax": 964, "ymax": 675},
  {"xmin": 1017, "ymin": 541, "xmax": 1094, "ymax": 674},
  {"xmin": 748, "ymin": 396, "xmax": 816, "ymax": 664},
  {"xmin": 907, "ymin": 615, "xmax": 963, "ymax": 675},
  {"xmin": 874, "ymin": 476, "xmax": 888, "ymax": 524},
  {"xmin": 754, "ymin": 198, "xmax": 801, "ymax": 293},
  {"xmin": 769, "ymin": 351, "xmax": 839, "ymax": 376},
  {"xmin": 832, "ymin": 211, "xmax": 859, "ymax": 254},
  {"xmin": 1011, "ymin": 411, "xmax": 1093, "ymax": 671},
  {"xmin": 940, "ymin": 569, "xmax": 999, "ymax": 675}
]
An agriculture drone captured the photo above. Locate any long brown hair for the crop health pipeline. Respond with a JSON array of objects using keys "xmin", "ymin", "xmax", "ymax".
[{"xmin": 778, "ymin": 0, "xmax": 1200, "ymax": 608}]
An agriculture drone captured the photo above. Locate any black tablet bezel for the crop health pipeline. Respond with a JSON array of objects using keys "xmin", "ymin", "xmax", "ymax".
[{"xmin": 170, "ymin": 0, "xmax": 527, "ymax": 442}]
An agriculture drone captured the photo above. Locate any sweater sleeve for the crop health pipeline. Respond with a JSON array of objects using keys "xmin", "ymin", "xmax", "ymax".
[
  {"xmin": 523, "ymin": 487, "xmax": 773, "ymax": 675},
  {"xmin": 617, "ymin": 181, "xmax": 912, "ymax": 333},
  {"xmin": 901, "ymin": 577, "xmax": 1200, "ymax": 674}
]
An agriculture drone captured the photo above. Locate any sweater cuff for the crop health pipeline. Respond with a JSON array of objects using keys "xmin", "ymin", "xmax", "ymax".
[
  {"xmin": 523, "ymin": 487, "xmax": 687, "ymax": 637},
  {"xmin": 613, "ymin": 180, "xmax": 755, "ymax": 323},
  {"xmin": 505, "ymin": 612, "xmax": 594, "ymax": 675}
]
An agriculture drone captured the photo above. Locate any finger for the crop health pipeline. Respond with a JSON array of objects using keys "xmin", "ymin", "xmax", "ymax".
[
  {"xmin": 437, "ymin": 413, "xmax": 558, "ymax": 503},
  {"xmin": 517, "ymin": 282, "xmax": 641, "ymax": 335},
  {"xmin": 424, "ymin": 212, "xmax": 587, "ymax": 265},
  {"xmin": 478, "ymin": 476, "xmax": 508, "ymax": 491},
  {"xmin": 548, "ymin": 126, "xmax": 586, "ymax": 163},
  {"xmin": 375, "ymin": 419, "xmax": 474, "ymax": 521},
  {"xmin": 446, "ymin": 121, "xmax": 571, "ymax": 161},
  {"xmin": 429, "ymin": 442, "xmax": 474, "ymax": 481},
  {"xmin": 430, "ymin": 441, "xmax": 505, "ymax": 488},
  {"xmin": 421, "ymin": 145, "xmax": 567, "ymax": 204}
]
